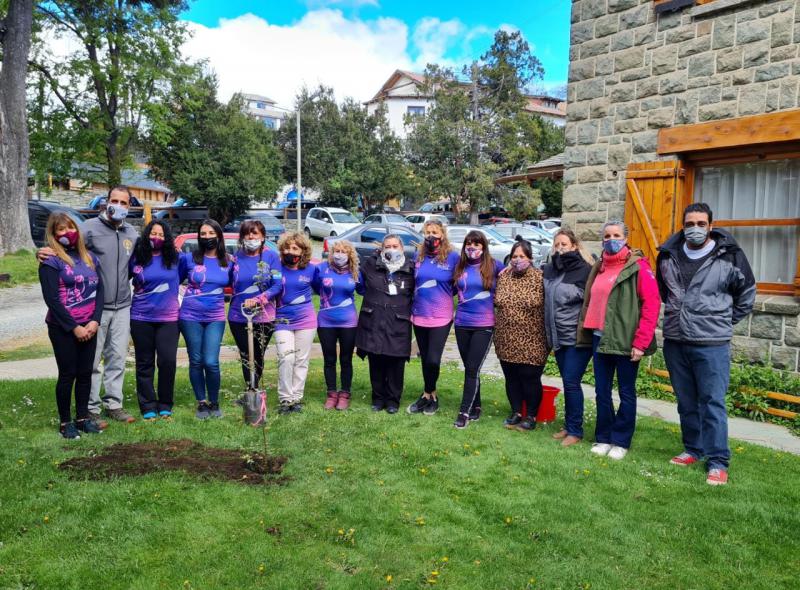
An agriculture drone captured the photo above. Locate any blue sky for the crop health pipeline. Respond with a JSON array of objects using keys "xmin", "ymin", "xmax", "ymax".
[{"xmin": 180, "ymin": 0, "xmax": 571, "ymax": 106}]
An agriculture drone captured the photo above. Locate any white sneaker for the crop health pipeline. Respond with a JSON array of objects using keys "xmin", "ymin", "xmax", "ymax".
[
  {"xmin": 607, "ymin": 446, "xmax": 628, "ymax": 461},
  {"xmin": 590, "ymin": 443, "xmax": 612, "ymax": 456}
]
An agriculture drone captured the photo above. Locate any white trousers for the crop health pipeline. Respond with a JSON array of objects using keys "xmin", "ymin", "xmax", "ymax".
[{"xmin": 273, "ymin": 329, "xmax": 315, "ymax": 404}]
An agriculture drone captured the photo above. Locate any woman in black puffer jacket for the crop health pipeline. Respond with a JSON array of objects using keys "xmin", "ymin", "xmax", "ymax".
[
  {"xmin": 543, "ymin": 229, "xmax": 593, "ymax": 447},
  {"xmin": 356, "ymin": 234, "xmax": 415, "ymax": 413}
]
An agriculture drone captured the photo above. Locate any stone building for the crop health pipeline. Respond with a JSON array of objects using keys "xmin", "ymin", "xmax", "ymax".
[{"xmin": 563, "ymin": 0, "xmax": 800, "ymax": 371}]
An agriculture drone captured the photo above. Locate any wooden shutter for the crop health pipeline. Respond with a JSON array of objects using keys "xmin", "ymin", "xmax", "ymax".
[{"xmin": 623, "ymin": 161, "xmax": 684, "ymax": 267}]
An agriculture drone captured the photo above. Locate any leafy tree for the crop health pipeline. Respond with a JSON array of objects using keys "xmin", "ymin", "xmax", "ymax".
[{"xmin": 536, "ymin": 177, "xmax": 563, "ymax": 217}]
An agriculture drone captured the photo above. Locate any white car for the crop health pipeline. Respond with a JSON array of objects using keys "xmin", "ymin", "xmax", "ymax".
[
  {"xmin": 304, "ymin": 207, "xmax": 361, "ymax": 238},
  {"xmin": 405, "ymin": 213, "xmax": 449, "ymax": 233},
  {"xmin": 524, "ymin": 219, "xmax": 561, "ymax": 234},
  {"xmin": 363, "ymin": 213, "xmax": 414, "ymax": 227},
  {"xmin": 446, "ymin": 225, "xmax": 517, "ymax": 265}
]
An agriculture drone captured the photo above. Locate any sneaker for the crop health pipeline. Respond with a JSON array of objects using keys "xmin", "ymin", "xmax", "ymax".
[
  {"xmin": 386, "ymin": 405, "xmax": 399, "ymax": 414},
  {"xmin": 208, "ymin": 403, "xmax": 223, "ymax": 419},
  {"xmin": 515, "ymin": 417, "xmax": 536, "ymax": 432},
  {"xmin": 142, "ymin": 411, "xmax": 158, "ymax": 421},
  {"xmin": 159, "ymin": 410, "xmax": 173, "ymax": 420},
  {"xmin": 590, "ymin": 443, "xmax": 612, "ymax": 456},
  {"xmin": 278, "ymin": 403, "xmax": 293, "ymax": 415},
  {"xmin": 469, "ymin": 406, "xmax": 481, "ymax": 421},
  {"xmin": 706, "ymin": 468, "xmax": 728, "ymax": 486},
  {"xmin": 406, "ymin": 394, "xmax": 430, "ymax": 414},
  {"xmin": 371, "ymin": 400, "xmax": 386, "ymax": 412},
  {"xmin": 422, "ymin": 397, "xmax": 439, "ymax": 416},
  {"xmin": 336, "ymin": 392, "xmax": 350, "ymax": 411},
  {"xmin": 561, "ymin": 435, "xmax": 582, "ymax": 447},
  {"xmin": 60, "ymin": 422, "xmax": 80, "ymax": 440},
  {"xmin": 76, "ymin": 419, "xmax": 103, "ymax": 434},
  {"xmin": 552, "ymin": 429, "xmax": 568, "ymax": 440},
  {"xmin": 670, "ymin": 452, "xmax": 699, "ymax": 467},
  {"xmin": 454, "ymin": 413, "xmax": 469, "ymax": 429},
  {"xmin": 290, "ymin": 403, "xmax": 303, "ymax": 413},
  {"xmin": 324, "ymin": 391, "xmax": 339, "ymax": 410},
  {"xmin": 88, "ymin": 412, "xmax": 109, "ymax": 430},
  {"xmin": 196, "ymin": 401, "xmax": 211, "ymax": 420},
  {"xmin": 607, "ymin": 446, "xmax": 628, "ymax": 461},
  {"xmin": 503, "ymin": 413, "xmax": 522, "ymax": 429},
  {"xmin": 107, "ymin": 408, "xmax": 135, "ymax": 423}
]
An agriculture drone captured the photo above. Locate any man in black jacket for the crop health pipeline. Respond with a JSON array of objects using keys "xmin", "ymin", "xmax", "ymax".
[{"xmin": 656, "ymin": 203, "xmax": 756, "ymax": 486}]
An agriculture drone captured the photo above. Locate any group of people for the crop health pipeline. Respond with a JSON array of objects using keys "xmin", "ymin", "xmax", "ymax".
[{"xmin": 39, "ymin": 186, "xmax": 755, "ymax": 485}]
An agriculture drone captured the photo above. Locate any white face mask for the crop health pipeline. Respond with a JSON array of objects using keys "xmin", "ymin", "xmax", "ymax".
[
  {"xmin": 107, "ymin": 204, "xmax": 129, "ymax": 221},
  {"xmin": 243, "ymin": 239, "xmax": 263, "ymax": 252}
]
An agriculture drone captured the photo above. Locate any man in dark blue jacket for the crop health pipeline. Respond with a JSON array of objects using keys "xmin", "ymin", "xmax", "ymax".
[{"xmin": 656, "ymin": 203, "xmax": 756, "ymax": 486}]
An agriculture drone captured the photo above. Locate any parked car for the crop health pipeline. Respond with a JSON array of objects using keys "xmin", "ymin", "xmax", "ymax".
[
  {"xmin": 477, "ymin": 206, "xmax": 509, "ymax": 224},
  {"xmin": 363, "ymin": 212, "xmax": 414, "ymax": 228},
  {"xmin": 324, "ymin": 224, "xmax": 422, "ymax": 260},
  {"xmin": 419, "ymin": 201, "xmax": 457, "ymax": 223},
  {"xmin": 86, "ymin": 194, "xmax": 144, "ymax": 218},
  {"xmin": 405, "ymin": 213, "xmax": 449, "ymax": 233},
  {"xmin": 28, "ymin": 200, "xmax": 86, "ymax": 247},
  {"xmin": 524, "ymin": 218, "xmax": 561, "ymax": 234},
  {"xmin": 224, "ymin": 212, "xmax": 286, "ymax": 242},
  {"xmin": 446, "ymin": 225, "xmax": 518, "ymax": 265},
  {"xmin": 304, "ymin": 207, "xmax": 361, "ymax": 239},
  {"xmin": 275, "ymin": 199, "xmax": 318, "ymax": 220},
  {"xmin": 490, "ymin": 223, "xmax": 553, "ymax": 246}
]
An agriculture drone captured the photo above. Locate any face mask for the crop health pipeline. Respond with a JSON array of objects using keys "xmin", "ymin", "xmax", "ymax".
[
  {"xmin": 243, "ymin": 239, "xmax": 263, "ymax": 252},
  {"xmin": 383, "ymin": 249, "xmax": 404, "ymax": 264},
  {"xmin": 282, "ymin": 253, "xmax": 300, "ymax": 266},
  {"xmin": 510, "ymin": 258, "xmax": 531, "ymax": 273},
  {"xmin": 58, "ymin": 230, "xmax": 79, "ymax": 248},
  {"xmin": 150, "ymin": 237, "xmax": 164, "ymax": 250},
  {"xmin": 554, "ymin": 245, "xmax": 571, "ymax": 255},
  {"xmin": 332, "ymin": 253, "xmax": 349, "ymax": 268},
  {"xmin": 424, "ymin": 236, "xmax": 441, "ymax": 252},
  {"xmin": 465, "ymin": 246, "xmax": 482, "ymax": 261},
  {"xmin": 107, "ymin": 204, "xmax": 129, "ymax": 221},
  {"xmin": 684, "ymin": 226, "xmax": 709, "ymax": 247},
  {"xmin": 198, "ymin": 237, "xmax": 218, "ymax": 252},
  {"xmin": 602, "ymin": 239, "xmax": 626, "ymax": 255}
]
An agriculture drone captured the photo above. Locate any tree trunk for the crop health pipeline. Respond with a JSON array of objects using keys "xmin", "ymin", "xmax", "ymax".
[
  {"xmin": 0, "ymin": 0, "xmax": 35, "ymax": 256},
  {"xmin": 106, "ymin": 132, "xmax": 122, "ymax": 187}
]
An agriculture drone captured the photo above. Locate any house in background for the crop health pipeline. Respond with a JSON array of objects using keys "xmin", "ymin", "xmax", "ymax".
[
  {"xmin": 563, "ymin": 0, "xmax": 800, "ymax": 370},
  {"xmin": 67, "ymin": 163, "xmax": 171, "ymax": 202},
  {"xmin": 240, "ymin": 93, "xmax": 285, "ymax": 129}
]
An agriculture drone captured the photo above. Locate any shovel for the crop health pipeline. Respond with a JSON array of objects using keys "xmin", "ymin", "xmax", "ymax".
[{"xmin": 241, "ymin": 303, "xmax": 267, "ymax": 427}]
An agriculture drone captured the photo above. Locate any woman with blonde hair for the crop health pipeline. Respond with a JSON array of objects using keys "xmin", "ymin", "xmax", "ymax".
[
  {"xmin": 407, "ymin": 219, "xmax": 460, "ymax": 415},
  {"xmin": 39, "ymin": 213, "xmax": 104, "ymax": 439},
  {"xmin": 313, "ymin": 240, "xmax": 364, "ymax": 410}
]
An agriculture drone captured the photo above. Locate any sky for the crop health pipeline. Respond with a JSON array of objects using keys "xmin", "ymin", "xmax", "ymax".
[{"xmin": 180, "ymin": 0, "xmax": 571, "ymax": 108}]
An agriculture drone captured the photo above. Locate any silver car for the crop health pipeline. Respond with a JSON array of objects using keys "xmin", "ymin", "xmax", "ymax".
[{"xmin": 445, "ymin": 225, "xmax": 519, "ymax": 265}]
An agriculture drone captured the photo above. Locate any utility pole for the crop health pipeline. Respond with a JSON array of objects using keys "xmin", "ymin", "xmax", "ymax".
[{"xmin": 296, "ymin": 108, "xmax": 302, "ymax": 233}]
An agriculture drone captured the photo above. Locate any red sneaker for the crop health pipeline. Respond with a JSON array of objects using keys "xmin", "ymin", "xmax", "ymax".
[
  {"xmin": 324, "ymin": 391, "xmax": 339, "ymax": 410},
  {"xmin": 706, "ymin": 468, "xmax": 728, "ymax": 486},
  {"xmin": 670, "ymin": 452, "xmax": 699, "ymax": 467},
  {"xmin": 336, "ymin": 391, "xmax": 351, "ymax": 411}
]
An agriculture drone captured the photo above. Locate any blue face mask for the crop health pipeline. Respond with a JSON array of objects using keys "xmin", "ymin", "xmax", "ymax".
[{"xmin": 602, "ymin": 239, "xmax": 626, "ymax": 255}]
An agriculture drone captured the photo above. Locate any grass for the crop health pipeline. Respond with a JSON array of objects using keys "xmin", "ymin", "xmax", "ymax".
[
  {"xmin": 0, "ymin": 359, "xmax": 799, "ymax": 589},
  {"xmin": 0, "ymin": 250, "xmax": 39, "ymax": 287},
  {"xmin": 0, "ymin": 340, "xmax": 53, "ymax": 362}
]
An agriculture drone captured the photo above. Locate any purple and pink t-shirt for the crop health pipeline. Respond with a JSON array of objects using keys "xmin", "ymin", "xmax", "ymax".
[
  {"xmin": 455, "ymin": 258, "xmax": 504, "ymax": 328},
  {"xmin": 274, "ymin": 263, "xmax": 319, "ymax": 331},
  {"xmin": 229, "ymin": 249, "xmax": 282, "ymax": 324},
  {"xmin": 313, "ymin": 262, "xmax": 364, "ymax": 328},
  {"xmin": 42, "ymin": 254, "xmax": 101, "ymax": 325},
  {"xmin": 411, "ymin": 251, "xmax": 460, "ymax": 327},
  {"xmin": 129, "ymin": 254, "xmax": 180, "ymax": 322},
  {"xmin": 178, "ymin": 253, "xmax": 234, "ymax": 322}
]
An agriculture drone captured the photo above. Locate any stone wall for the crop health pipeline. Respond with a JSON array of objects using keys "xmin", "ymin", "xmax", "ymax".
[{"xmin": 563, "ymin": 0, "xmax": 800, "ymax": 245}]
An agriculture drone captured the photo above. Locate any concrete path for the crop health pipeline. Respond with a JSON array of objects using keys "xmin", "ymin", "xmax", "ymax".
[{"xmin": 0, "ymin": 283, "xmax": 48, "ymax": 345}]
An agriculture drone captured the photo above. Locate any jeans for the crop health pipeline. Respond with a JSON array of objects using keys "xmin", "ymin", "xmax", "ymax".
[
  {"xmin": 592, "ymin": 335, "xmax": 640, "ymax": 449},
  {"xmin": 48, "ymin": 323, "xmax": 97, "ymax": 423},
  {"xmin": 317, "ymin": 327, "xmax": 357, "ymax": 392},
  {"xmin": 554, "ymin": 345, "xmax": 593, "ymax": 438},
  {"xmin": 89, "ymin": 306, "xmax": 131, "ymax": 412},
  {"xmin": 663, "ymin": 339, "xmax": 731, "ymax": 470},
  {"xmin": 179, "ymin": 320, "xmax": 226, "ymax": 403},
  {"xmin": 455, "ymin": 327, "xmax": 494, "ymax": 415},
  {"xmin": 130, "ymin": 320, "xmax": 179, "ymax": 414}
]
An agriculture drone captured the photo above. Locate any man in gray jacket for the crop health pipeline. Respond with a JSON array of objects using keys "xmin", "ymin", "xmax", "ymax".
[{"xmin": 656, "ymin": 203, "xmax": 756, "ymax": 486}]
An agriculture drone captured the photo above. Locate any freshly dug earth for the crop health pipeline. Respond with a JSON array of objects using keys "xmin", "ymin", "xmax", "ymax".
[{"xmin": 59, "ymin": 439, "xmax": 289, "ymax": 486}]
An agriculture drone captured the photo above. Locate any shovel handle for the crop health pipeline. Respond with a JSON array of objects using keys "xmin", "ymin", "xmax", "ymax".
[{"xmin": 241, "ymin": 302, "xmax": 260, "ymax": 319}]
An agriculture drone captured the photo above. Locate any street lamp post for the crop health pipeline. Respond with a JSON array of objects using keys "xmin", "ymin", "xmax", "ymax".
[{"xmin": 296, "ymin": 108, "xmax": 302, "ymax": 233}]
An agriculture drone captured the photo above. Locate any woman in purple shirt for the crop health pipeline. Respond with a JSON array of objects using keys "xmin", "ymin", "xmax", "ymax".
[
  {"xmin": 452, "ymin": 230, "xmax": 504, "ymax": 429},
  {"xmin": 129, "ymin": 220, "xmax": 180, "ymax": 420},
  {"xmin": 407, "ymin": 219, "xmax": 460, "ymax": 416},
  {"xmin": 39, "ymin": 213, "xmax": 104, "ymax": 439},
  {"xmin": 179, "ymin": 219, "xmax": 233, "ymax": 420},
  {"xmin": 313, "ymin": 240, "xmax": 364, "ymax": 411}
]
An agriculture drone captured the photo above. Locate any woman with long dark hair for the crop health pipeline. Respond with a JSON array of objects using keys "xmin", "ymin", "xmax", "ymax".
[
  {"xmin": 452, "ymin": 230, "xmax": 503, "ymax": 429},
  {"xmin": 179, "ymin": 219, "xmax": 233, "ymax": 420},
  {"xmin": 130, "ymin": 220, "xmax": 181, "ymax": 420}
]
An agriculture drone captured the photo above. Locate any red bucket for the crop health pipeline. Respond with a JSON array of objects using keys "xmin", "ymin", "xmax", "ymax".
[{"xmin": 521, "ymin": 385, "xmax": 561, "ymax": 423}]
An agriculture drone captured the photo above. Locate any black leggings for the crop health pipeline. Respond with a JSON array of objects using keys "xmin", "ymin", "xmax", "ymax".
[
  {"xmin": 229, "ymin": 321, "xmax": 274, "ymax": 388},
  {"xmin": 317, "ymin": 327, "xmax": 357, "ymax": 392},
  {"xmin": 500, "ymin": 361, "xmax": 544, "ymax": 418},
  {"xmin": 455, "ymin": 326, "xmax": 494, "ymax": 415},
  {"xmin": 414, "ymin": 323, "xmax": 452, "ymax": 394},
  {"xmin": 48, "ymin": 323, "xmax": 97, "ymax": 423},
  {"xmin": 130, "ymin": 320, "xmax": 179, "ymax": 413}
]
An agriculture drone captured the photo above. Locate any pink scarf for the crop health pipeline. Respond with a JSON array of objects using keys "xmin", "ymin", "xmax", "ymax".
[{"xmin": 583, "ymin": 248, "xmax": 629, "ymax": 331}]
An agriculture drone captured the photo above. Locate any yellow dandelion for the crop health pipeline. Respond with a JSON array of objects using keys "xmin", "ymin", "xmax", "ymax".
[
  {"xmin": 441, "ymin": 556, "xmax": 449, "ymax": 562},
  {"xmin": 325, "ymin": 467, "xmax": 334, "ymax": 474},
  {"xmin": 43, "ymin": 516, "xmax": 50, "ymax": 523},
  {"xmin": 385, "ymin": 574, "xmax": 393, "ymax": 583},
  {"xmin": 419, "ymin": 468, "xmax": 428, "ymax": 475}
]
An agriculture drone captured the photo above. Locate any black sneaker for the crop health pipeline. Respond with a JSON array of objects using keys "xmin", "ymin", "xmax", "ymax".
[
  {"xmin": 516, "ymin": 417, "xmax": 537, "ymax": 432},
  {"xmin": 60, "ymin": 422, "xmax": 80, "ymax": 440},
  {"xmin": 371, "ymin": 400, "xmax": 386, "ymax": 412},
  {"xmin": 454, "ymin": 413, "xmax": 469, "ymax": 429},
  {"xmin": 406, "ymin": 394, "xmax": 430, "ymax": 414},
  {"xmin": 209, "ymin": 402, "xmax": 223, "ymax": 419},
  {"xmin": 422, "ymin": 397, "xmax": 439, "ymax": 416},
  {"xmin": 196, "ymin": 401, "xmax": 211, "ymax": 420},
  {"xmin": 386, "ymin": 405, "xmax": 399, "ymax": 414},
  {"xmin": 290, "ymin": 403, "xmax": 303, "ymax": 413},
  {"xmin": 503, "ymin": 413, "xmax": 522, "ymax": 429},
  {"xmin": 469, "ymin": 406, "xmax": 482, "ymax": 421},
  {"xmin": 278, "ymin": 403, "xmax": 293, "ymax": 415},
  {"xmin": 76, "ymin": 419, "xmax": 103, "ymax": 434}
]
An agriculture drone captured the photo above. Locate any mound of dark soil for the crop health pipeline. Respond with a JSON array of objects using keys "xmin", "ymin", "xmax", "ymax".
[{"xmin": 59, "ymin": 439, "xmax": 288, "ymax": 486}]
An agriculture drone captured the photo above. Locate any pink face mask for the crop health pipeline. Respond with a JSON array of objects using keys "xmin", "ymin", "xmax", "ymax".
[
  {"xmin": 58, "ymin": 230, "xmax": 79, "ymax": 248},
  {"xmin": 465, "ymin": 246, "xmax": 482, "ymax": 260},
  {"xmin": 150, "ymin": 237, "xmax": 165, "ymax": 250},
  {"xmin": 510, "ymin": 258, "xmax": 531, "ymax": 273}
]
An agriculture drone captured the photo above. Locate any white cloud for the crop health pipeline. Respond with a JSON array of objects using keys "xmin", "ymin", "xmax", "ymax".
[{"xmin": 305, "ymin": 0, "xmax": 380, "ymax": 7}]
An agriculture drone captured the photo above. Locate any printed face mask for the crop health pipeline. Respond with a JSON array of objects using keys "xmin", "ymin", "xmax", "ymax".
[
  {"xmin": 282, "ymin": 253, "xmax": 301, "ymax": 266},
  {"xmin": 510, "ymin": 258, "xmax": 531, "ymax": 273},
  {"xmin": 198, "ymin": 237, "xmax": 218, "ymax": 252},
  {"xmin": 602, "ymin": 239, "xmax": 626, "ymax": 255},
  {"xmin": 684, "ymin": 226, "xmax": 709, "ymax": 246},
  {"xmin": 424, "ymin": 235, "xmax": 441, "ymax": 252},
  {"xmin": 58, "ymin": 230, "xmax": 79, "ymax": 248},
  {"xmin": 383, "ymin": 249, "xmax": 404, "ymax": 264},
  {"xmin": 332, "ymin": 252, "xmax": 349, "ymax": 268},
  {"xmin": 243, "ymin": 239, "xmax": 263, "ymax": 252},
  {"xmin": 150, "ymin": 237, "xmax": 165, "ymax": 250},
  {"xmin": 465, "ymin": 246, "xmax": 482, "ymax": 260},
  {"xmin": 107, "ymin": 204, "xmax": 129, "ymax": 221}
]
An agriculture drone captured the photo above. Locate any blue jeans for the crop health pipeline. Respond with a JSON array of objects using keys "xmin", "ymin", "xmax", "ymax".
[
  {"xmin": 663, "ymin": 339, "xmax": 731, "ymax": 470},
  {"xmin": 179, "ymin": 320, "xmax": 225, "ymax": 403},
  {"xmin": 554, "ymin": 345, "xmax": 593, "ymax": 438},
  {"xmin": 592, "ymin": 335, "xmax": 640, "ymax": 448}
]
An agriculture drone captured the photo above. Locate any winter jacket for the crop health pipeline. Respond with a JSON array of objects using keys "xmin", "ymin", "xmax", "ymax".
[
  {"xmin": 577, "ymin": 248, "xmax": 661, "ymax": 356},
  {"xmin": 82, "ymin": 215, "xmax": 138, "ymax": 310},
  {"xmin": 543, "ymin": 251, "xmax": 592, "ymax": 351},
  {"xmin": 355, "ymin": 252, "xmax": 416, "ymax": 359},
  {"xmin": 656, "ymin": 228, "xmax": 756, "ymax": 344}
]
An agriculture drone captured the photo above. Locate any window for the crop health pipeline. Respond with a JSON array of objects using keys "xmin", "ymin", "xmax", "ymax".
[
  {"xmin": 396, "ymin": 231, "xmax": 419, "ymax": 246},
  {"xmin": 320, "ymin": 213, "xmax": 332, "ymax": 223},
  {"xmin": 361, "ymin": 228, "xmax": 387, "ymax": 243},
  {"xmin": 407, "ymin": 106, "xmax": 425, "ymax": 117},
  {"xmin": 331, "ymin": 212, "xmax": 359, "ymax": 223},
  {"xmin": 364, "ymin": 215, "xmax": 377, "ymax": 223},
  {"xmin": 263, "ymin": 117, "xmax": 277, "ymax": 129},
  {"xmin": 255, "ymin": 101, "xmax": 266, "ymax": 109}
]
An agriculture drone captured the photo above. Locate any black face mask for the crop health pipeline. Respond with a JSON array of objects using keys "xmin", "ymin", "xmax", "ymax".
[
  {"xmin": 424, "ymin": 236, "xmax": 441, "ymax": 252},
  {"xmin": 282, "ymin": 253, "xmax": 301, "ymax": 266},
  {"xmin": 198, "ymin": 237, "xmax": 218, "ymax": 252}
]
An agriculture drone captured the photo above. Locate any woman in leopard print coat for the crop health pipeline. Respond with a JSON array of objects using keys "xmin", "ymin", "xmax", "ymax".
[{"xmin": 494, "ymin": 239, "xmax": 549, "ymax": 431}]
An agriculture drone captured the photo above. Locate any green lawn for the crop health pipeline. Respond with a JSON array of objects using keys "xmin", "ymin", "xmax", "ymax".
[
  {"xmin": 0, "ymin": 360, "xmax": 798, "ymax": 589},
  {"xmin": 0, "ymin": 250, "xmax": 39, "ymax": 287}
]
